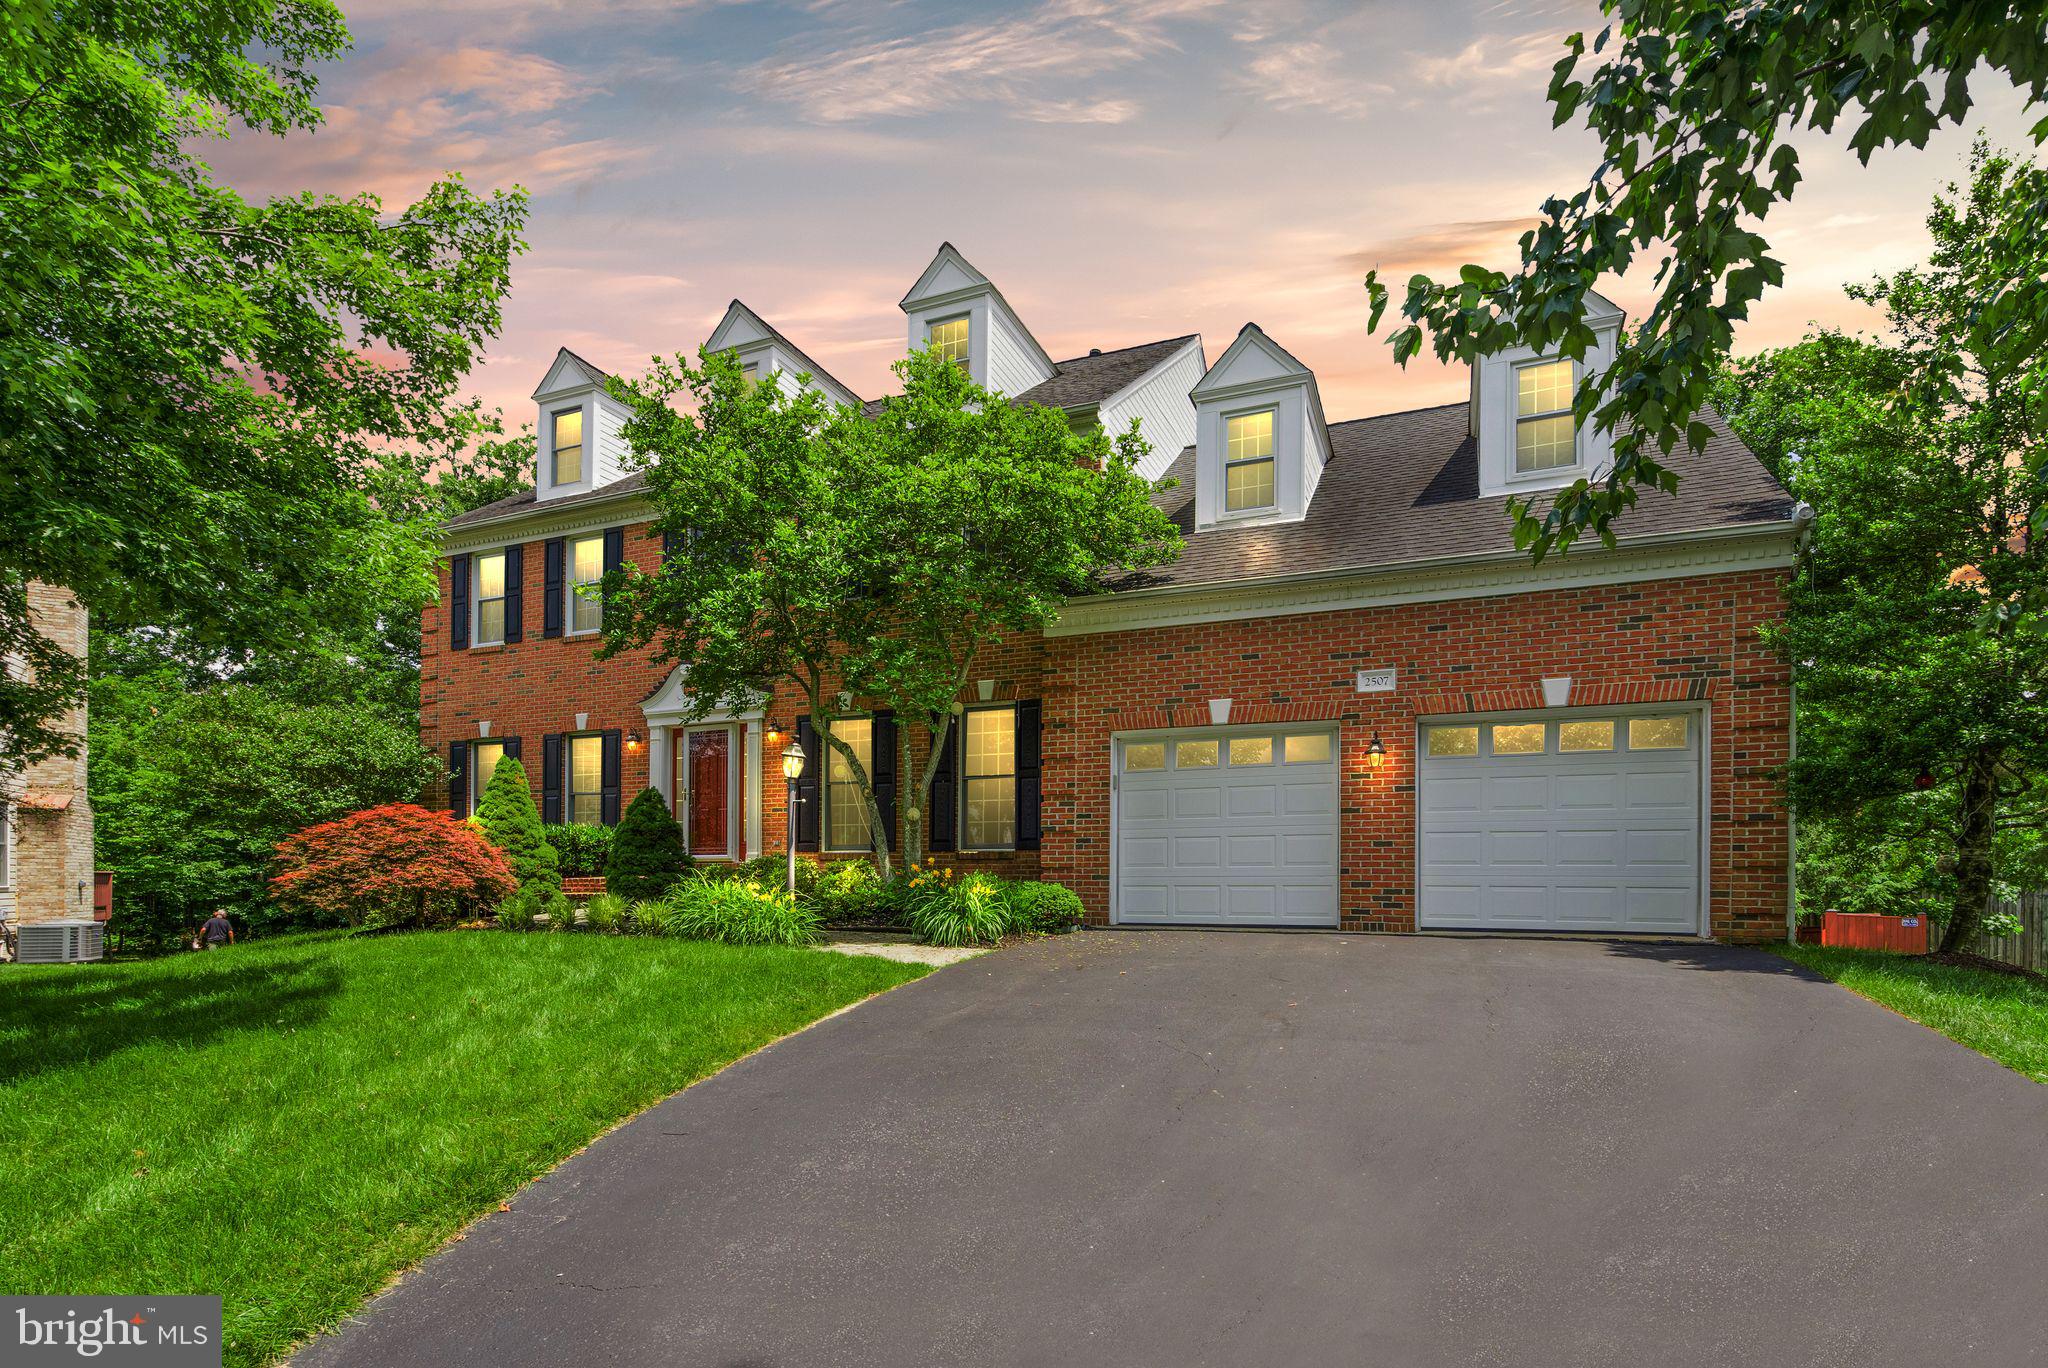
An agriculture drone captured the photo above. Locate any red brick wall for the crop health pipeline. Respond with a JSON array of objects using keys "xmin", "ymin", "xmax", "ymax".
[{"xmin": 425, "ymin": 518, "xmax": 1790, "ymax": 941}]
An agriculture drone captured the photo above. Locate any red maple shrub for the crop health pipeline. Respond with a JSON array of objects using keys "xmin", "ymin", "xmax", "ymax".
[{"xmin": 271, "ymin": 803, "xmax": 515, "ymax": 930}]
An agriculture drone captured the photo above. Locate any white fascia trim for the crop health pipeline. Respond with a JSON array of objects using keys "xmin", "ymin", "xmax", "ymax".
[
  {"xmin": 1047, "ymin": 520, "xmax": 1799, "ymax": 637},
  {"xmin": 443, "ymin": 493, "xmax": 652, "ymax": 555},
  {"xmin": 1093, "ymin": 336, "xmax": 1206, "ymax": 414}
]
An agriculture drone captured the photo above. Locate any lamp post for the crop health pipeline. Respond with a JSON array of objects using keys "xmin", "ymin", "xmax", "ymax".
[{"xmin": 781, "ymin": 736, "xmax": 807, "ymax": 894}]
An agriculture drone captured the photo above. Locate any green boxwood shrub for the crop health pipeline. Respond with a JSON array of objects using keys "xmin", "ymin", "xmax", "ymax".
[
  {"xmin": 607, "ymin": 787, "xmax": 690, "ymax": 902},
  {"xmin": 475, "ymin": 755, "xmax": 561, "ymax": 894},
  {"xmin": 1005, "ymin": 881, "xmax": 1084, "ymax": 935},
  {"xmin": 905, "ymin": 869, "xmax": 1010, "ymax": 946},
  {"xmin": 813, "ymin": 859, "xmax": 886, "ymax": 923},
  {"xmin": 544, "ymin": 823, "xmax": 614, "ymax": 879},
  {"xmin": 657, "ymin": 877, "xmax": 822, "ymax": 947}
]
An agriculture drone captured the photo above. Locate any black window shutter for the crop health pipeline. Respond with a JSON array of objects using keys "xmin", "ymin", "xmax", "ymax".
[
  {"xmin": 600, "ymin": 729, "xmax": 623, "ymax": 825},
  {"xmin": 871, "ymin": 711, "xmax": 896, "ymax": 852},
  {"xmin": 502, "ymin": 543, "xmax": 524, "ymax": 644},
  {"xmin": 1016, "ymin": 699, "xmax": 1043, "ymax": 851},
  {"xmin": 603, "ymin": 525, "xmax": 625, "ymax": 576},
  {"xmin": 793, "ymin": 718, "xmax": 820, "ymax": 851},
  {"xmin": 503, "ymin": 736, "xmax": 522, "ymax": 761},
  {"xmin": 929, "ymin": 717, "xmax": 957, "ymax": 852},
  {"xmin": 542, "ymin": 538, "xmax": 565, "ymax": 638},
  {"xmin": 449, "ymin": 740, "xmax": 470, "ymax": 816},
  {"xmin": 541, "ymin": 734, "xmax": 563, "ymax": 824},
  {"xmin": 660, "ymin": 529, "xmax": 674, "ymax": 575},
  {"xmin": 449, "ymin": 554, "xmax": 471, "ymax": 651}
]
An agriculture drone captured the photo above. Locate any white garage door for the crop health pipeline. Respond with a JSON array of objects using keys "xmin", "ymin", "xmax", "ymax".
[
  {"xmin": 1418, "ymin": 712, "xmax": 1702, "ymax": 934},
  {"xmin": 1114, "ymin": 728, "xmax": 1340, "ymax": 927}
]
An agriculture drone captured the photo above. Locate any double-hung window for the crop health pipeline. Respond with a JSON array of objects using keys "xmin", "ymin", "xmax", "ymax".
[
  {"xmin": 825, "ymin": 718, "xmax": 873, "ymax": 852},
  {"xmin": 551, "ymin": 408, "xmax": 584, "ymax": 486},
  {"xmin": 1224, "ymin": 409, "xmax": 1276, "ymax": 512},
  {"xmin": 1514, "ymin": 359, "xmax": 1576, "ymax": 473},
  {"xmin": 567, "ymin": 533, "xmax": 604, "ymax": 634},
  {"xmin": 568, "ymin": 735, "xmax": 603, "ymax": 825},
  {"xmin": 469, "ymin": 740, "xmax": 505, "ymax": 815},
  {"xmin": 962, "ymin": 706, "xmax": 1016, "ymax": 850},
  {"xmin": 928, "ymin": 316, "xmax": 970, "ymax": 368},
  {"xmin": 473, "ymin": 550, "xmax": 507, "ymax": 646}
]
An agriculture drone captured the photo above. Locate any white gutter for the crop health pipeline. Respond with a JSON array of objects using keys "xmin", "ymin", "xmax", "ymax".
[{"xmin": 1785, "ymin": 501, "xmax": 1817, "ymax": 943}]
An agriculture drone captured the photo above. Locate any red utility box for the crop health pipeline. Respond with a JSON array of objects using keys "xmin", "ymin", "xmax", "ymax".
[{"xmin": 1821, "ymin": 909, "xmax": 1929, "ymax": 954}]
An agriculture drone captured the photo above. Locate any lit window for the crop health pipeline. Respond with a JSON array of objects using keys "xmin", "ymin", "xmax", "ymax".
[
  {"xmin": 1629, "ymin": 716, "xmax": 1689, "ymax": 750},
  {"xmin": 1175, "ymin": 739, "xmax": 1220, "ymax": 768},
  {"xmin": 1426, "ymin": 726, "xmax": 1479, "ymax": 758},
  {"xmin": 826, "ymin": 718, "xmax": 874, "ymax": 851},
  {"xmin": 1559, "ymin": 720, "xmax": 1614, "ymax": 752},
  {"xmin": 568, "ymin": 534, "xmax": 604, "ymax": 634},
  {"xmin": 1282, "ymin": 733, "xmax": 1331, "ymax": 764},
  {"xmin": 1492, "ymin": 723, "xmax": 1545, "ymax": 755},
  {"xmin": 474, "ymin": 550, "xmax": 507, "ymax": 646},
  {"xmin": 1224, "ymin": 410, "xmax": 1276, "ymax": 511},
  {"xmin": 470, "ymin": 740, "xmax": 505, "ymax": 815},
  {"xmin": 962, "ymin": 708, "xmax": 1016, "ymax": 850},
  {"xmin": 1229, "ymin": 736, "xmax": 1273, "ymax": 766},
  {"xmin": 1515, "ymin": 359, "xmax": 1576, "ymax": 473},
  {"xmin": 929, "ymin": 317, "xmax": 970, "ymax": 368},
  {"xmin": 552, "ymin": 408, "xmax": 584, "ymax": 485},
  {"xmin": 1124, "ymin": 742, "xmax": 1165, "ymax": 772},
  {"xmin": 568, "ymin": 735, "xmax": 603, "ymax": 825},
  {"xmin": 740, "ymin": 362, "xmax": 761, "ymax": 391}
]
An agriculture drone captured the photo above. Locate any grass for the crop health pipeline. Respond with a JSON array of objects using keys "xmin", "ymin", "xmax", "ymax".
[
  {"xmin": 0, "ymin": 930, "xmax": 929, "ymax": 1365},
  {"xmin": 1773, "ymin": 943, "xmax": 2048, "ymax": 1084}
]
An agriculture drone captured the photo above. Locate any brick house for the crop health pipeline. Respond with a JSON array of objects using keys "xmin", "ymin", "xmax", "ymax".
[
  {"xmin": 424, "ymin": 245, "xmax": 1803, "ymax": 941},
  {"xmin": 2, "ymin": 582, "xmax": 97, "ymax": 934}
]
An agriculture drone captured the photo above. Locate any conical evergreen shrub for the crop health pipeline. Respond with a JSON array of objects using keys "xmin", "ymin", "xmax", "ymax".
[
  {"xmin": 475, "ymin": 754, "xmax": 561, "ymax": 894},
  {"xmin": 608, "ymin": 786, "xmax": 689, "ymax": 901}
]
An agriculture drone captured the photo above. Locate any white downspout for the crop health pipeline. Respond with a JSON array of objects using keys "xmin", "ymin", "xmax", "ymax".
[{"xmin": 1785, "ymin": 501, "xmax": 1816, "ymax": 943}]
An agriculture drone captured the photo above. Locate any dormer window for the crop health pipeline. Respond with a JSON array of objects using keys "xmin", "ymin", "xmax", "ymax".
[
  {"xmin": 551, "ymin": 408, "xmax": 584, "ymax": 485},
  {"xmin": 1224, "ymin": 409, "xmax": 1277, "ymax": 512},
  {"xmin": 740, "ymin": 362, "xmax": 761, "ymax": 391},
  {"xmin": 1514, "ymin": 359, "xmax": 1576, "ymax": 473},
  {"xmin": 928, "ymin": 316, "xmax": 970, "ymax": 368}
]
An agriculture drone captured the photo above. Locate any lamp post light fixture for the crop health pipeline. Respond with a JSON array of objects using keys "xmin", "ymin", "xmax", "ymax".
[{"xmin": 781, "ymin": 737, "xmax": 807, "ymax": 893}]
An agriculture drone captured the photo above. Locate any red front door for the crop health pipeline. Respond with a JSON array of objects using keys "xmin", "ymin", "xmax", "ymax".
[{"xmin": 685, "ymin": 729, "xmax": 731, "ymax": 858}]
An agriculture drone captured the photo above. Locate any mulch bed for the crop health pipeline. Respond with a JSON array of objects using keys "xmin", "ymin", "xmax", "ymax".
[{"xmin": 1926, "ymin": 951, "xmax": 2046, "ymax": 982}]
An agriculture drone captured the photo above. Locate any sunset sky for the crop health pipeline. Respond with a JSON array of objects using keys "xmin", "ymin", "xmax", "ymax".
[{"xmin": 216, "ymin": 0, "xmax": 2040, "ymax": 431}]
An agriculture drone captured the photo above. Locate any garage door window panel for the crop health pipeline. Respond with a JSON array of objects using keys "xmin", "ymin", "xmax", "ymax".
[
  {"xmin": 1491, "ymin": 723, "xmax": 1546, "ymax": 756},
  {"xmin": 1628, "ymin": 717, "xmax": 1689, "ymax": 750},
  {"xmin": 1124, "ymin": 742, "xmax": 1165, "ymax": 772},
  {"xmin": 1229, "ymin": 737, "xmax": 1274, "ymax": 766},
  {"xmin": 1175, "ymin": 739, "xmax": 1219, "ymax": 768},
  {"xmin": 1282, "ymin": 733, "xmax": 1331, "ymax": 764},
  {"xmin": 1559, "ymin": 720, "xmax": 1615, "ymax": 752},
  {"xmin": 1426, "ymin": 726, "xmax": 1479, "ymax": 758}
]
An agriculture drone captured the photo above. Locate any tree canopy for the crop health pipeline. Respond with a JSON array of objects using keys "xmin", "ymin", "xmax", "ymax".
[
  {"xmin": 1716, "ymin": 146, "xmax": 2048, "ymax": 949},
  {"xmin": 1366, "ymin": 0, "xmax": 2048, "ymax": 565},
  {"xmin": 0, "ymin": 0, "xmax": 527, "ymax": 771}
]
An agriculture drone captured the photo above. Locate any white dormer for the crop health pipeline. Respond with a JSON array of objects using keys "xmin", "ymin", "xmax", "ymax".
[
  {"xmin": 532, "ymin": 348, "xmax": 632, "ymax": 502},
  {"xmin": 899, "ymin": 243, "xmax": 1056, "ymax": 396},
  {"xmin": 1470, "ymin": 290, "xmax": 1624, "ymax": 499},
  {"xmin": 1187, "ymin": 325, "xmax": 1332, "ymax": 531},
  {"xmin": 704, "ymin": 300, "xmax": 864, "ymax": 409}
]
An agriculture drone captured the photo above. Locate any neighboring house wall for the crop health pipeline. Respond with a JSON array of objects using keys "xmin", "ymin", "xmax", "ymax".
[{"xmin": 4, "ymin": 582, "xmax": 95, "ymax": 926}]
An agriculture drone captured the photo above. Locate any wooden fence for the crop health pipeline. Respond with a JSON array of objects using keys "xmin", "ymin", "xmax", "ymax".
[{"xmin": 1969, "ymin": 891, "xmax": 2046, "ymax": 973}]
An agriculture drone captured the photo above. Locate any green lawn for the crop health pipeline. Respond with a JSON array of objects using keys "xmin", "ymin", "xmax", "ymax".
[
  {"xmin": 1774, "ymin": 943, "xmax": 2048, "ymax": 1084},
  {"xmin": 0, "ymin": 931, "xmax": 928, "ymax": 1365}
]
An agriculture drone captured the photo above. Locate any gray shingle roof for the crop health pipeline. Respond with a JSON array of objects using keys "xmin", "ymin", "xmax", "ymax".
[
  {"xmin": 1114, "ymin": 402, "xmax": 1792, "ymax": 591},
  {"xmin": 858, "ymin": 334, "xmax": 1198, "ymax": 419}
]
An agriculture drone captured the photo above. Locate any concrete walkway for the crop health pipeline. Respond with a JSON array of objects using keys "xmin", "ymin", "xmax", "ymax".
[{"xmin": 298, "ymin": 932, "xmax": 2048, "ymax": 1367}]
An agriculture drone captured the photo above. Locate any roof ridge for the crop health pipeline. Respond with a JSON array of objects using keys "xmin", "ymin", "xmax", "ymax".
[{"xmin": 1050, "ymin": 333, "xmax": 1199, "ymax": 368}]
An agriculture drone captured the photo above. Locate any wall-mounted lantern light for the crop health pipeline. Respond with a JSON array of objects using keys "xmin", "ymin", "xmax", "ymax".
[
  {"xmin": 1365, "ymin": 732, "xmax": 1387, "ymax": 769},
  {"xmin": 626, "ymin": 731, "xmax": 643, "ymax": 752},
  {"xmin": 764, "ymin": 721, "xmax": 783, "ymax": 746}
]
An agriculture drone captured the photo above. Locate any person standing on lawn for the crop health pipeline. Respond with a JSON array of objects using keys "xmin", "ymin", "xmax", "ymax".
[{"xmin": 200, "ymin": 910, "xmax": 234, "ymax": 950}]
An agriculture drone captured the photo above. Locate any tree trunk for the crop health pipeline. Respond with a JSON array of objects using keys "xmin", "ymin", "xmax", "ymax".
[
  {"xmin": 1941, "ymin": 746, "xmax": 2002, "ymax": 953},
  {"xmin": 901, "ymin": 722, "xmax": 925, "ymax": 872}
]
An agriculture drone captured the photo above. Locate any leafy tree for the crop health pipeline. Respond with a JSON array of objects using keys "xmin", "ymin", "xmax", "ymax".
[
  {"xmin": 606, "ymin": 788, "xmax": 689, "ymax": 901},
  {"xmin": 1364, "ymin": 0, "xmax": 2048, "ymax": 564},
  {"xmin": 474, "ymin": 754, "xmax": 560, "ymax": 895},
  {"xmin": 857, "ymin": 348, "xmax": 1178, "ymax": 867},
  {"xmin": 89, "ymin": 667, "xmax": 436, "ymax": 949},
  {"xmin": 597, "ymin": 351, "xmax": 899, "ymax": 867},
  {"xmin": 1716, "ymin": 147, "xmax": 2048, "ymax": 949},
  {"xmin": 271, "ymin": 804, "xmax": 515, "ymax": 930},
  {"xmin": 0, "ymin": 0, "xmax": 527, "ymax": 773}
]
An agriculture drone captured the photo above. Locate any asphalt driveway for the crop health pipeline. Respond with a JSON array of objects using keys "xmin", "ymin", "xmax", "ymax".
[{"xmin": 298, "ymin": 933, "xmax": 2048, "ymax": 1367}]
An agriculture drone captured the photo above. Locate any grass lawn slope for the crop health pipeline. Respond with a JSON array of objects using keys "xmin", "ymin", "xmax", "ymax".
[
  {"xmin": 0, "ymin": 931, "xmax": 928, "ymax": 1365},
  {"xmin": 1775, "ymin": 943, "xmax": 2048, "ymax": 1084}
]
